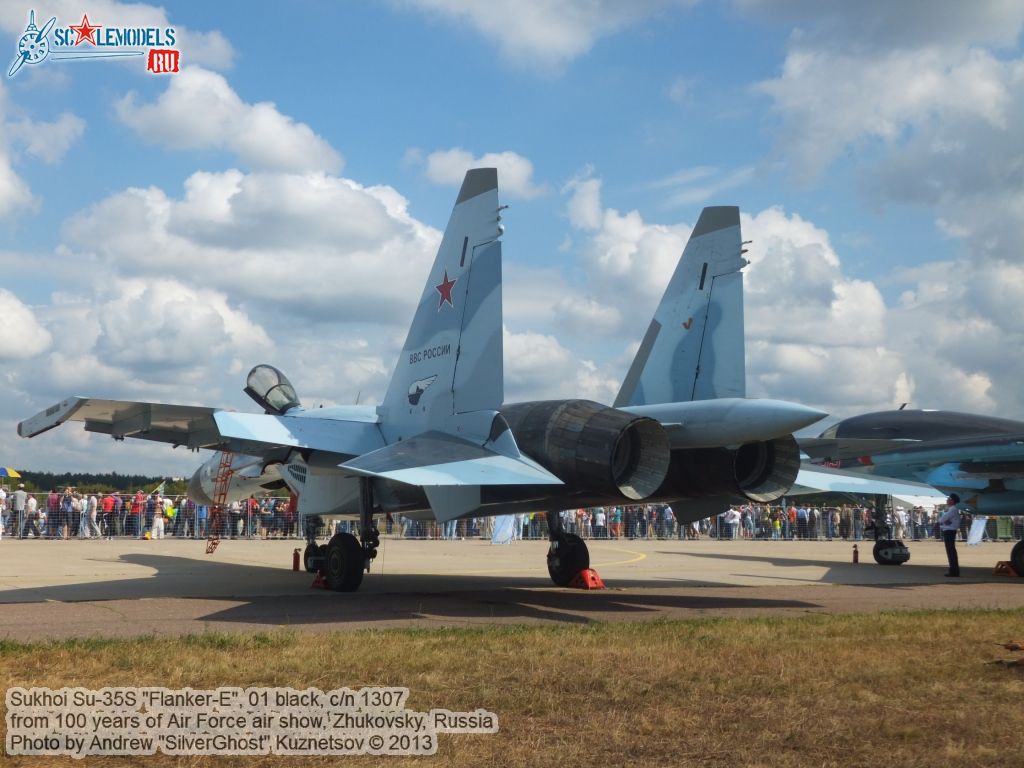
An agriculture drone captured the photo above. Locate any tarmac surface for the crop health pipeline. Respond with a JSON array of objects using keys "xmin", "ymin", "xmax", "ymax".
[{"xmin": 1, "ymin": 535, "xmax": 1023, "ymax": 640}]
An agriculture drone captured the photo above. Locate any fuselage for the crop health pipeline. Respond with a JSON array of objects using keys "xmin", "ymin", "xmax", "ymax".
[{"xmin": 188, "ymin": 397, "xmax": 823, "ymax": 524}]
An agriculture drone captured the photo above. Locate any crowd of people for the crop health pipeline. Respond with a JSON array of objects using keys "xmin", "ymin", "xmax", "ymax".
[
  {"xmin": 0, "ymin": 485, "xmax": 298, "ymax": 541},
  {"xmin": 3, "ymin": 485, "xmax": 1022, "ymax": 544},
  {"xmin": 378, "ymin": 502, "xmax": 1024, "ymax": 543}
]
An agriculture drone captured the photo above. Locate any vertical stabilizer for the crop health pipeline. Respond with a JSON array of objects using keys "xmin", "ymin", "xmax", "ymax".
[
  {"xmin": 614, "ymin": 206, "xmax": 745, "ymax": 407},
  {"xmin": 380, "ymin": 169, "xmax": 503, "ymax": 441}
]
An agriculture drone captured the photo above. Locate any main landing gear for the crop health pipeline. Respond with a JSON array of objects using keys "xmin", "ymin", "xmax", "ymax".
[
  {"xmin": 872, "ymin": 539, "xmax": 910, "ymax": 566},
  {"xmin": 865, "ymin": 505, "xmax": 910, "ymax": 566},
  {"xmin": 546, "ymin": 511, "xmax": 590, "ymax": 586},
  {"xmin": 302, "ymin": 516, "xmax": 325, "ymax": 573},
  {"xmin": 1011, "ymin": 539, "xmax": 1024, "ymax": 576},
  {"xmin": 865, "ymin": 510, "xmax": 1022, "ymax": 573},
  {"xmin": 307, "ymin": 479, "xmax": 381, "ymax": 592}
]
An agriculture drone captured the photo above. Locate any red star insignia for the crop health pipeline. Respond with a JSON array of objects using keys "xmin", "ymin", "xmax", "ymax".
[
  {"xmin": 435, "ymin": 269, "xmax": 457, "ymax": 309},
  {"xmin": 69, "ymin": 14, "xmax": 102, "ymax": 46}
]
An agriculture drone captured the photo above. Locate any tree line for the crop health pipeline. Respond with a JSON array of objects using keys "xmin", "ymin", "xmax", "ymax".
[{"xmin": 6, "ymin": 471, "xmax": 188, "ymax": 496}]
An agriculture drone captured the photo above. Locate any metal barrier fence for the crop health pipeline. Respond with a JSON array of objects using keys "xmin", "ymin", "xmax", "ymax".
[
  {"xmin": 2, "ymin": 494, "xmax": 1023, "ymax": 543},
  {"xmin": 0, "ymin": 493, "xmax": 301, "ymax": 541}
]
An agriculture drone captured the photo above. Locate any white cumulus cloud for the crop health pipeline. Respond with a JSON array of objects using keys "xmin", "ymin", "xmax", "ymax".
[
  {"xmin": 60, "ymin": 169, "xmax": 439, "ymax": 323},
  {"xmin": 503, "ymin": 327, "xmax": 618, "ymax": 402},
  {"xmin": 401, "ymin": 0, "xmax": 696, "ymax": 70},
  {"xmin": 755, "ymin": 47, "xmax": 1015, "ymax": 184},
  {"xmin": 116, "ymin": 67, "xmax": 342, "ymax": 173},
  {"xmin": 419, "ymin": 148, "xmax": 546, "ymax": 199},
  {"xmin": 0, "ymin": 289, "xmax": 52, "ymax": 360},
  {"xmin": 7, "ymin": 112, "xmax": 85, "ymax": 165},
  {"xmin": 735, "ymin": 0, "xmax": 1024, "ymax": 51},
  {"xmin": 0, "ymin": 83, "xmax": 36, "ymax": 217}
]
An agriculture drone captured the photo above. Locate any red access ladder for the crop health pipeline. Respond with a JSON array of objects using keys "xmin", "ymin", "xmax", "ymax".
[{"xmin": 205, "ymin": 452, "xmax": 233, "ymax": 554}]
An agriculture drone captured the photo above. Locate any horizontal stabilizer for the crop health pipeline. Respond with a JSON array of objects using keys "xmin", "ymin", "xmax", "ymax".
[{"xmin": 339, "ymin": 431, "xmax": 562, "ymax": 487}]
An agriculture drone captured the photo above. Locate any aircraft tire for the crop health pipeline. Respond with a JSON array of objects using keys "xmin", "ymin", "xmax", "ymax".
[
  {"xmin": 547, "ymin": 533, "xmax": 590, "ymax": 587},
  {"xmin": 1011, "ymin": 540, "xmax": 1024, "ymax": 576},
  {"xmin": 303, "ymin": 543, "xmax": 325, "ymax": 573},
  {"xmin": 324, "ymin": 533, "xmax": 364, "ymax": 592},
  {"xmin": 873, "ymin": 539, "xmax": 909, "ymax": 566}
]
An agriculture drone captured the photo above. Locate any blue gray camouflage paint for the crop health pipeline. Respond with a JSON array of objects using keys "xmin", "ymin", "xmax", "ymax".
[{"xmin": 614, "ymin": 206, "xmax": 745, "ymax": 407}]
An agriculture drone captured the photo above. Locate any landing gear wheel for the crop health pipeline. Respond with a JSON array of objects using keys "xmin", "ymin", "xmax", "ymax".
[
  {"xmin": 547, "ymin": 533, "xmax": 590, "ymax": 587},
  {"xmin": 873, "ymin": 539, "xmax": 910, "ymax": 566},
  {"xmin": 1011, "ymin": 540, "xmax": 1024, "ymax": 576},
  {"xmin": 303, "ymin": 542, "xmax": 325, "ymax": 573},
  {"xmin": 323, "ymin": 533, "xmax": 364, "ymax": 592}
]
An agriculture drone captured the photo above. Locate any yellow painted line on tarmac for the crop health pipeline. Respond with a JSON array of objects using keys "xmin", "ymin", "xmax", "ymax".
[
  {"xmin": 592, "ymin": 545, "xmax": 648, "ymax": 568},
  {"xmin": 455, "ymin": 544, "xmax": 648, "ymax": 575}
]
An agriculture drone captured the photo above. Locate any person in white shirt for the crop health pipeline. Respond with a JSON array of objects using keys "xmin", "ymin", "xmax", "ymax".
[
  {"xmin": 11, "ymin": 484, "xmax": 28, "ymax": 538},
  {"xmin": 151, "ymin": 495, "xmax": 166, "ymax": 539},
  {"xmin": 86, "ymin": 494, "xmax": 102, "ymax": 538},
  {"xmin": 23, "ymin": 494, "xmax": 40, "ymax": 538},
  {"xmin": 938, "ymin": 494, "xmax": 962, "ymax": 577}
]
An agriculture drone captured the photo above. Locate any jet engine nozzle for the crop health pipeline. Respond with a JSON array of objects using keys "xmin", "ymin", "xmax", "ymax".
[
  {"xmin": 658, "ymin": 434, "xmax": 800, "ymax": 503},
  {"xmin": 502, "ymin": 399, "xmax": 671, "ymax": 500}
]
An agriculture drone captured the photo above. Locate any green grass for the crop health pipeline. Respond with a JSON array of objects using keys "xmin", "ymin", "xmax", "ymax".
[{"xmin": 2, "ymin": 611, "xmax": 1023, "ymax": 766}]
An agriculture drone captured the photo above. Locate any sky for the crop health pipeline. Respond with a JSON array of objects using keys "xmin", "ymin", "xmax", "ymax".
[{"xmin": 1, "ymin": 0, "xmax": 1022, "ymax": 476}]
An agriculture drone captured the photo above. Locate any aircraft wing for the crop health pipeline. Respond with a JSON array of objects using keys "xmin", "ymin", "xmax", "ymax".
[
  {"xmin": 212, "ymin": 412, "xmax": 383, "ymax": 459},
  {"xmin": 798, "ymin": 437, "xmax": 919, "ymax": 461},
  {"xmin": 18, "ymin": 398, "xmax": 384, "ymax": 459},
  {"xmin": 18, "ymin": 397, "xmax": 222, "ymax": 448},
  {"xmin": 946, "ymin": 459, "xmax": 1024, "ymax": 479},
  {"xmin": 802, "ymin": 435, "xmax": 1024, "ymax": 481},
  {"xmin": 790, "ymin": 465, "xmax": 946, "ymax": 503}
]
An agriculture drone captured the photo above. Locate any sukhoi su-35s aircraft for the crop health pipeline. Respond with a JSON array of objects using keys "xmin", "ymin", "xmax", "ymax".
[{"xmin": 19, "ymin": 169, "xmax": 825, "ymax": 592}]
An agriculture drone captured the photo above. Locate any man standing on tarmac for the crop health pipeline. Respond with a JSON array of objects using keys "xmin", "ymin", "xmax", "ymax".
[
  {"xmin": 938, "ymin": 493, "xmax": 962, "ymax": 577},
  {"xmin": 11, "ymin": 484, "xmax": 27, "ymax": 538}
]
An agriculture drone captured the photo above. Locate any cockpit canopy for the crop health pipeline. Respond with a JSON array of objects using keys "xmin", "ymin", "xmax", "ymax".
[{"xmin": 244, "ymin": 364, "xmax": 301, "ymax": 415}]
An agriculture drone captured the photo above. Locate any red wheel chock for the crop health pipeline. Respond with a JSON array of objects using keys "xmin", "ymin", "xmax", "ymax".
[
  {"xmin": 568, "ymin": 569, "xmax": 606, "ymax": 590},
  {"xmin": 994, "ymin": 561, "xmax": 1020, "ymax": 577},
  {"xmin": 310, "ymin": 570, "xmax": 328, "ymax": 589}
]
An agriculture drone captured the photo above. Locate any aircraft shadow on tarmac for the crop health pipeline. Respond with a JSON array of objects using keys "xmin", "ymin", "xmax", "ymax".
[
  {"xmin": 663, "ymin": 550, "xmax": 1003, "ymax": 586},
  {"xmin": 1, "ymin": 553, "xmax": 819, "ymax": 628},
  {"xmin": 199, "ymin": 589, "xmax": 815, "ymax": 629}
]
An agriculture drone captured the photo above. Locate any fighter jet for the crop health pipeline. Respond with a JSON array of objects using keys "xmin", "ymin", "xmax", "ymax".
[
  {"xmin": 801, "ymin": 410, "xmax": 1024, "ymax": 573},
  {"xmin": 18, "ymin": 169, "xmax": 825, "ymax": 592}
]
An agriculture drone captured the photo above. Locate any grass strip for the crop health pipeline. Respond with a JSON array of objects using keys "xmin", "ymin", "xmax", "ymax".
[{"xmin": 2, "ymin": 610, "xmax": 1023, "ymax": 767}]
